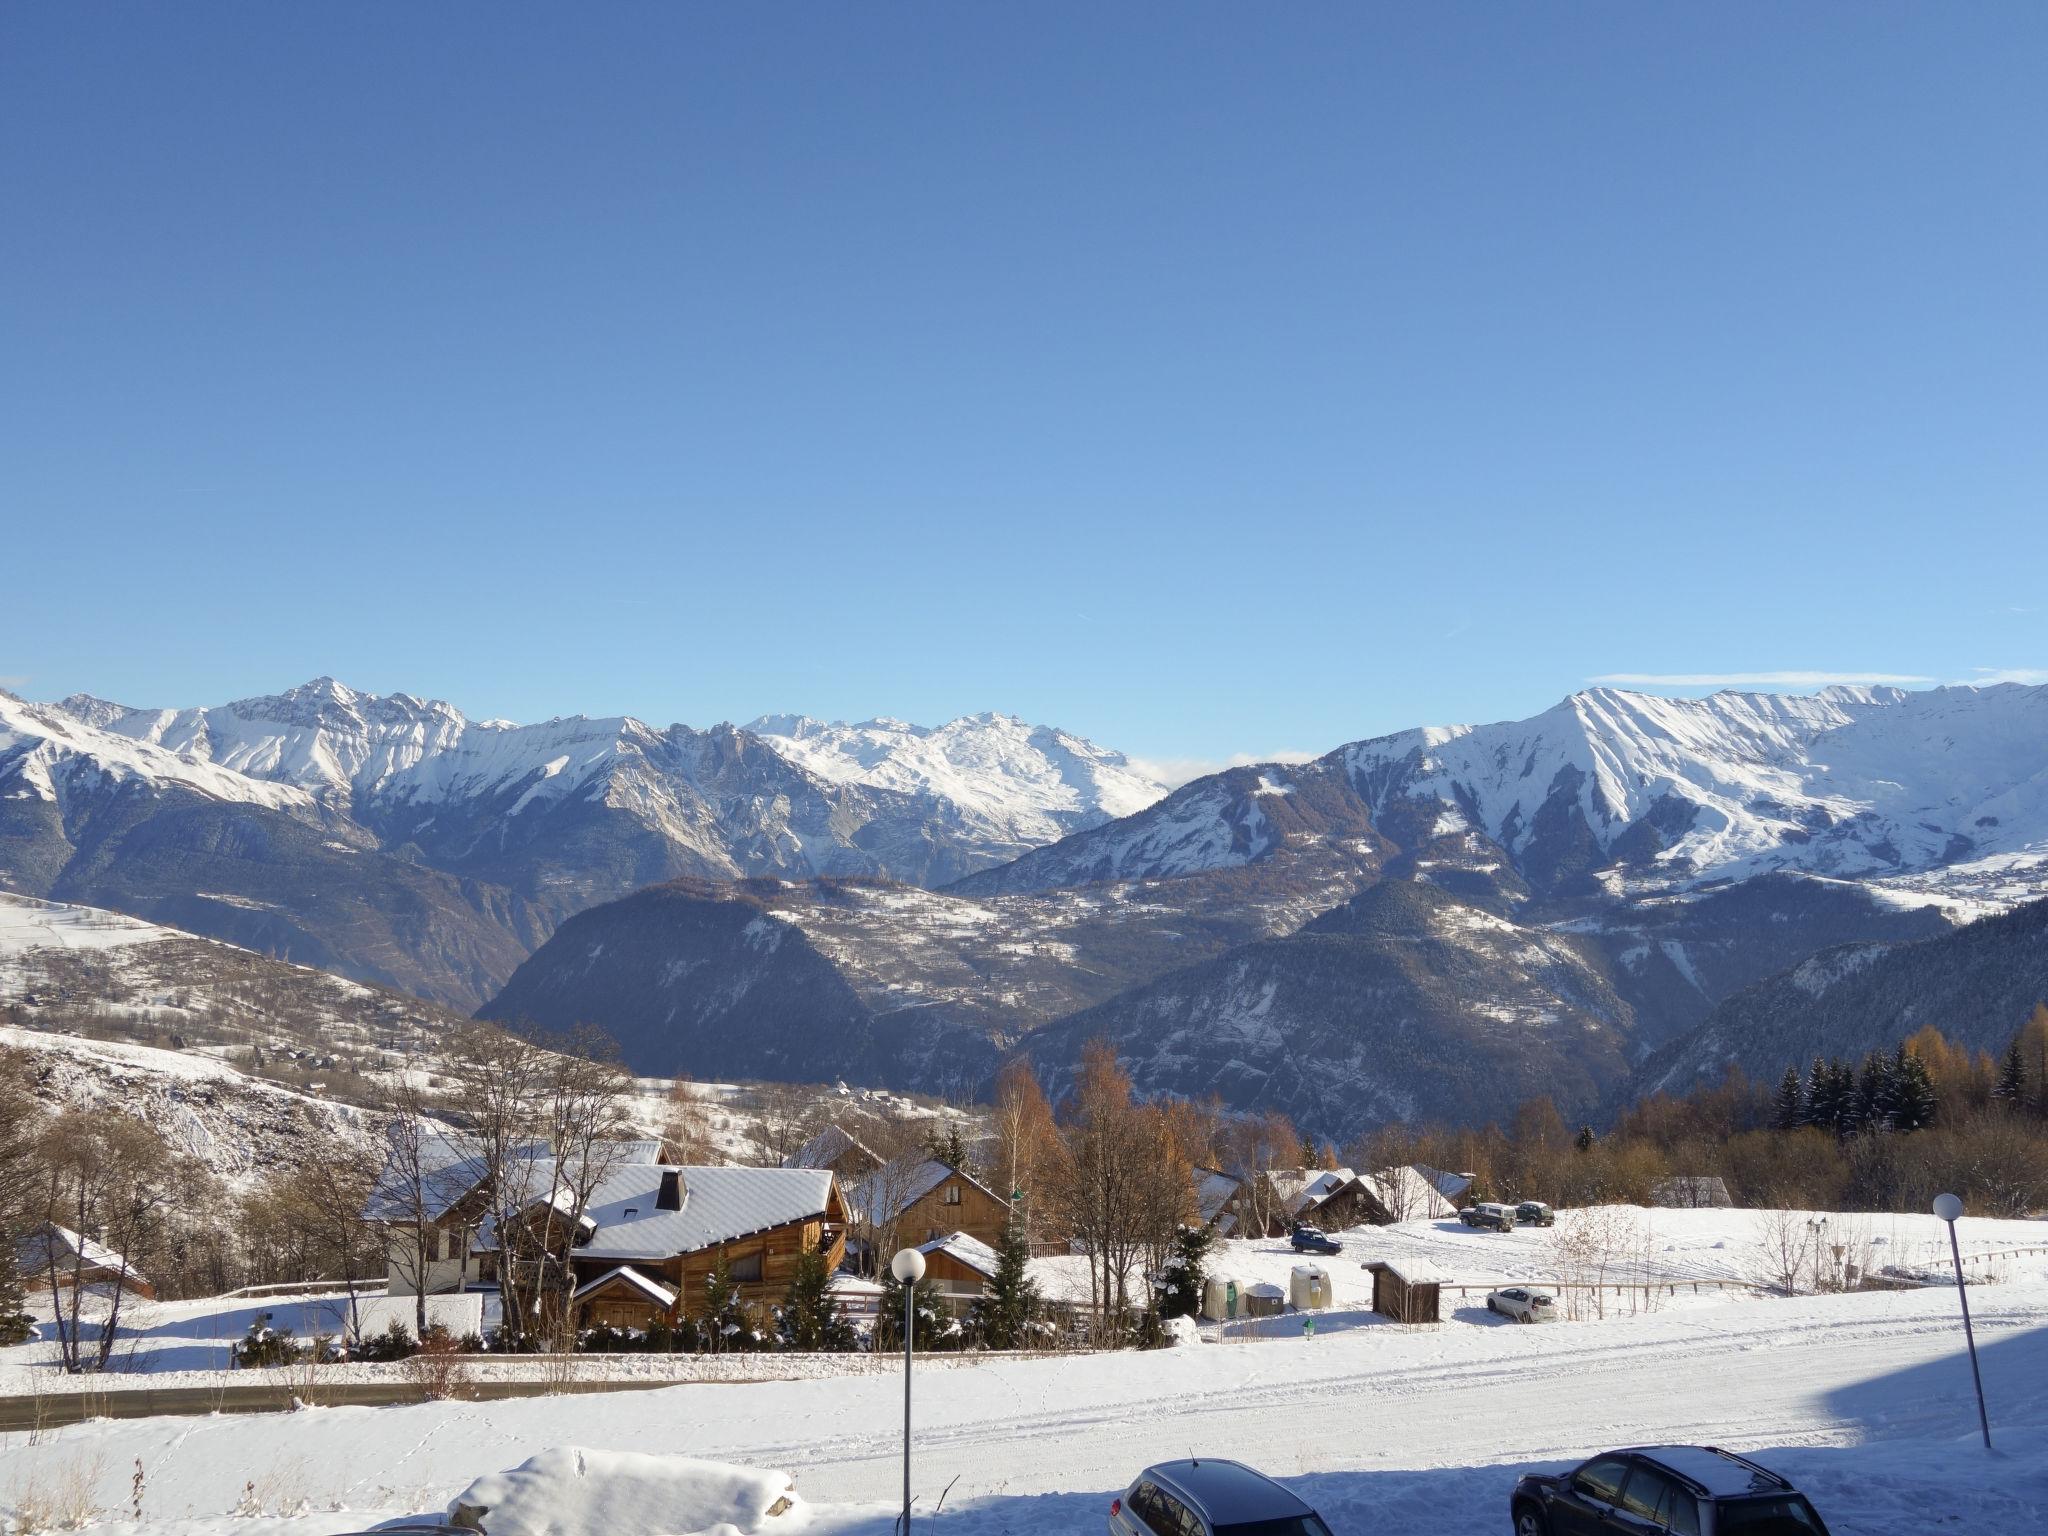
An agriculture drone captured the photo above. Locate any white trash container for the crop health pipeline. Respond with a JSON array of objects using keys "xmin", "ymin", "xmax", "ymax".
[{"xmin": 1289, "ymin": 1263, "xmax": 1330, "ymax": 1310}]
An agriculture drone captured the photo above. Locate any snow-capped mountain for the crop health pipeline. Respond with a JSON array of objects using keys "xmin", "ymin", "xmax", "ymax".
[
  {"xmin": 745, "ymin": 711, "xmax": 1162, "ymax": 857},
  {"xmin": 1, "ymin": 678, "xmax": 1161, "ymax": 1004},
  {"xmin": 970, "ymin": 683, "xmax": 2048, "ymax": 905}
]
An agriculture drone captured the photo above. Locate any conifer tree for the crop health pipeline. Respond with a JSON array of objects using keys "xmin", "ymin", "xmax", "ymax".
[
  {"xmin": 974, "ymin": 1213, "xmax": 1044, "ymax": 1348},
  {"xmin": 1891, "ymin": 1046, "xmax": 1938, "ymax": 1132},
  {"xmin": 1853, "ymin": 1051, "xmax": 1891, "ymax": 1134},
  {"xmin": 876, "ymin": 1266, "xmax": 944, "ymax": 1352},
  {"xmin": 1800, "ymin": 1057, "xmax": 1831, "ymax": 1128},
  {"xmin": 698, "ymin": 1256, "xmax": 755, "ymax": 1354},
  {"xmin": 923, "ymin": 1121, "xmax": 969, "ymax": 1170},
  {"xmin": 778, "ymin": 1240, "xmax": 856, "ymax": 1351},
  {"xmin": 0, "ymin": 1246, "xmax": 32, "ymax": 1348},
  {"xmin": 1993, "ymin": 1039, "xmax": 2027, "ymax": 1107},
  {"xmin": 1771, "ymin": 1067, "xmax": 1805, "ymax": 1132},
  {"xmin": 1574, "ymin": 1125, "xmax": 1596, "ymax": 1153},
  {"xmin": 1153, "ymin": 1222, "xmax": 1212, "ymax": 1323}
]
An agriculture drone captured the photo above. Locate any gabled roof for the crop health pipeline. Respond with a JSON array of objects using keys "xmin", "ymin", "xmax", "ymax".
[
  {"xmin": 786, "ymin": 1124, "xmax": 879, "ymax": 1171},
  {"xmin": 1414, "ymin": 1164, "xmax": 1476, "ymax": 1202},
  {"xmin": 1365, "ymin": 1255, "xmax": 1452, "ymax": 1286},
  {"xmin": 1192, "ymin": 1167, "xmax": 1242, "ymax": 1233},
  {"xmin": 18, "ymin": 1223, "xmax": 149, "ymax": 1285},
  {"xmin": 1266, "ymin": 1167, "xmax": 1358, "ymax": 1218},
  {"xmin": 1361, "ymin": 1165, "xmax": 1458, "ymax": 1221},
  {"xmin": 917, "ymin": 1230, "xmax": 1001, "ymax": 1281},
  {"xmin": 844, "ymin": 1158, "xmax": 1007, "ymax": 1225},
  {"xmin": 573, "ymin": 1264, "xmax": 678, "ymax": 1310},
  {"xmin": 569, "ymin": 1163, "xmax": 838, "ymax": 1263}
]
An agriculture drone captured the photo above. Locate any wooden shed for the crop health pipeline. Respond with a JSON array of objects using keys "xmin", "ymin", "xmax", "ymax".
[{"xmin": 1363, "ymin": 1256, "xmax": 1447, "ymax": 1324}]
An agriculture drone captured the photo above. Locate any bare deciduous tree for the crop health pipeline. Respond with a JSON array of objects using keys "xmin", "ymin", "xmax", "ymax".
[{"xmin": 31, "ymin": 1112, "xmax": 175, "ymax": 1372}]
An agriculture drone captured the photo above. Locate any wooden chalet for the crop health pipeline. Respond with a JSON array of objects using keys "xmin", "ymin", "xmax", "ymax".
[
  {"xmin": 847, "ymin": 1157, "xmax": 1010, "ymax": 1255},
  {"xmin": 368, "ymin": 1142, "xmax": 846, "ymax": 1332},
  {"xmin": 913, "ymin": 1230, "xmax": 1002, "ymax": 1308},
  {"xmin": 17, "ymin": 1223, "xmax": 157, "ymax": 1301},
  {"xmin": 784, "ymin": 1123, "xmax": 884, "ymax": 1181}
]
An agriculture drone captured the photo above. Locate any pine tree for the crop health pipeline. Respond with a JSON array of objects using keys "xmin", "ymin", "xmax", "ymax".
[
  {"xmin": 698, "ymin": 1257, "xmax": 756, "ymax": 1354},
  {"xmin": 974, "ymin": 1213, "xmax": 1044, "ymax": 1348},
  {"xmin": 923, "ymin": 1121, "xmax": 969, "ymax": 1170},
  {"xmin": 1993, "ymin": 1040, "xmax": 2027, "ymax": 1106},
  {"xmin": 1853, "ymin": 1051, "xmax": 1890, "ymax": 1134},
  {"xmin": 1153, "ymin": 1222, "xmax": 1212, "ymax": 1323},
  {"xmin": 1800, "ymin": 1057, "xmax": 1830, "ymax": 1128},
  {"xmin": 778, "ymin": 1240, "xmax": 856, "ymax": 1352},
  {"xmin": 1771, "ymin": 1067, "xmax": 1805, "ymax": 1132},
  {"xmin": 1574, "ymin": 1125, "xmax": 1596, "ymax": 1153},
  {"xmin": 876, "ymin": 1267, "xmax": 944, "ymax": 1352},
  {"xmin": 0, "ymin": 1245, "xmax": 32, "ymax": 1348},
  {"xmin": 1891, "ymin": 1047, "xmax": 1938, "ymax": 1132}
]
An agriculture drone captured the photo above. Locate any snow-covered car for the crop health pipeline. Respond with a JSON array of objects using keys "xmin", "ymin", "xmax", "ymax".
[
  {"xmin": 1512, "ymin": 1445, "xmax": 1831, "ymax": 1536},
  {"xmin": 1515, "ymin": 1201, "xmax": 1556, "ymax": 1227},
  {"xmin": 1458, "ymin": 1202, "xmax": 1517, "ymax": 1232},
  {"xmin": 1487, "ymin": 1286, "xmax": 1557, "ymax": 1322},
  {"xmin": 1288, "ymin": 1224, "xmax": 1342, "ymax": 1254},
  {"xmin": 1111, "ymin": 1459, "xmax": 1333, "ymax": 1536}
]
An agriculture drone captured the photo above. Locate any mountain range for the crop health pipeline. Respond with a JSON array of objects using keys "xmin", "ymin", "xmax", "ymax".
[
  {"xmin": 0, "ymin": 678, "xmax": 1161, "ymax": 1005},
  {"xmin": 7, "ymin": 676, "xmax": 2048, "ymax": 1136}
]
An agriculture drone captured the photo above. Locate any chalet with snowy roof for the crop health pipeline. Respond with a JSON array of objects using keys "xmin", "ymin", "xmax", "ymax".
[
  {"xmin": 366, "ymin": 1139, "xmax": 846, "ymax": 1329},
  {"xmin": 784, "ymin": 1123, "xmax": 883, "ymax": 1180},
  {"xmin": 844, "ymin": 1157, "xmax": 1010, "ymax": 1258},
  {"xmin": 16, "ymin": 1223, "xmax": 156, "ymax": 1301},
  {"xmin": 1193, "ymin": 1167, "xmax": 1243, "ymax": 1236},
  {"xmin": 1240, "ymin": 1165, "xmax": 1459, "ymax": 1235},
  {"xmin": 914, "ymin": 1230, "xmax": 1003, "ymax": 1305}
]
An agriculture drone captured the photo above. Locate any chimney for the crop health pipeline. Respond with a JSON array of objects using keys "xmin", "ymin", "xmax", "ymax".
[{"xmin": 657, "ymin": 1169, "xmax": 685, "ymax": 1211}]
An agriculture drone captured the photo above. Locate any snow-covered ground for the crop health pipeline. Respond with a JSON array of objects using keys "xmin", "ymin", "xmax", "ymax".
[{"xmin": 2, "ymin": 1276, "xmax": 2044, "ymax": 1533}]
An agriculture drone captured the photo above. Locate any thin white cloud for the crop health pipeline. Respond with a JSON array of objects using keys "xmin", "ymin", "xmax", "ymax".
[
  {"xmin": 1127, "ymin": 749, "xmax": 1317, "ymax": 789},
  {"xmin": 0, "ymin": 674, "xmax": 27, "ymax": 692},
  {"xmin": 1960, "ymin": 667, "xmax": 2048, "ymax": 686},
  {"xmin": 1588, "ymin": 671, "xmax": 1936, "ymax": 688}
]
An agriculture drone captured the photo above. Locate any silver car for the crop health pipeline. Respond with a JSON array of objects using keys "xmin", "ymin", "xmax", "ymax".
[
  {"xmin": 1110, "ymin": 1459, "xmax": 1332, "ymax": 1536},
  {"xmin": 1487, "ymin": 1286, "xmax": 1557, "ymax": 1322}
]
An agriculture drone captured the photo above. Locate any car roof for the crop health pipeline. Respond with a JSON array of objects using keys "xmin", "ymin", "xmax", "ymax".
[
  {"xmin": 1146, "ymin": 1460, "xmax": 1311, "ymax": 1523},
  {"xmin": 1628, "ymin": 1446, "xmax": 1791, "ymax": 1498}
]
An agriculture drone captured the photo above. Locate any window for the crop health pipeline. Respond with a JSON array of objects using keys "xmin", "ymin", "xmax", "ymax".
[
  {"xmin": 945, "ymin": 1184, "xmax": 962, "ymax": 1205},
  {"xmin": 1152, "ymin": 1490, "xmax": 1202, "ymax": 1536},
  {"xmin": 1129, "ymin": 1483, "xmax": 1171, "ymax": 1536},
  {"xmin": 424, "ymin": 1228, "xmax": 442, "ymax": 1263},
  {"xmin": 1659, "ymin": 1488, "xmax": 1701, "ymax": 1536},
  {"xmin": 729, "ymin": 1251, "xmax": 764, "ymax": 1283},
  {"xmin": 1716, "ymin": 1496, "xmax": 1825, "ymax": 1535},
  {"xmin": 1572, "ymin": 1458, "xmax": 1631, "ymax": 1506},
  {"xmin": 1619, "ymin": 1468, "xmax": 1674, "ymax": 1523}
]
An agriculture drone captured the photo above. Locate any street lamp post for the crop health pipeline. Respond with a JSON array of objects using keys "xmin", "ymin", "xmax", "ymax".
[
  {"xmin": 1933, "ymin": 1193, "xmax": 1992, "ymax": 1449},
  {"xmin": 890, "ymin": 1246, "xmax": 927, "ymax": 1535}
]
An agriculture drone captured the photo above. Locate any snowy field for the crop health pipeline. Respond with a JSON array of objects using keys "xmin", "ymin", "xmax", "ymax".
[
  {"xmin": 1, "ymin": 1279, "xmax": 2044, "ymax": 1533},
  {"xmin": 2, "ymin": 1208, "xmax": 2045, "ymax": 1533}
]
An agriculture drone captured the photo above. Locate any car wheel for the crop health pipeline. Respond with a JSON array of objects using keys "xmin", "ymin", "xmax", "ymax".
[
  {"xmin": 1487, "ymin": 1299, "xmax": 1497, "ymax": 1313},
  {"xmin": 1514, "ymin": 1502, "xmax": 1549, "ymax": 1536}
]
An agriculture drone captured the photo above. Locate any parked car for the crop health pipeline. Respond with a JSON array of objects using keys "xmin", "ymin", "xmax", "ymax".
[
  {"xmin": 1289, "ymin": 1224, "xmax": 1342, "ymax": 1254},
  {"xmin": 1515, "ymin": 1201, "xmax": 1556, "ymax": 1227},
  {"xmin": 1111, "ymin": 1459, "xmax": 1333, "ymax": 1536},
  {"xmin": 1458, "ymin": 1202, "xmax": 1517, "ymax": 1232},
  {"xmin": 1512, "ymin": 1445, "xmax": 1832, "ymax": 1536},
  {"xmin": 1487, "ymin": 1286, "xmax": 1557, "ymax": 1322}
]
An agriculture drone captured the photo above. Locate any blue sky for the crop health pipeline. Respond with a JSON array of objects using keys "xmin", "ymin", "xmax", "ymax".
[{"xmin": 3, "ymin": 5, "xmax": 2043, "ymax": 780}]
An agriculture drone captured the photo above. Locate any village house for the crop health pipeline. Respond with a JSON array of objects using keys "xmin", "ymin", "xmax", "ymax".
[
  {"xmin": 366, "ymin": 1140, "xmax": 846, "ymax": 1331},
  {"xmin": 1234, "ymin": 1165, "xmax": 1460, "ymax": 1236},
  {"xmin": 912, "ymin": 1230, "xmax": 1002, "ymax": 1310},
  {"xmin": 843, "ymin": 1156, "xmax": 1010, "ymax": 1268},
  {"xmin": 16, "ymin": 1222, "xmax": 157, "ymax": 1302},
  {"xmin": 783, "ymin": 1123, "xmax": 884, "ymax": 1181}
]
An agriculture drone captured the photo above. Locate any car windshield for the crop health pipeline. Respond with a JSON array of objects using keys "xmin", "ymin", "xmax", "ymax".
[
  {"xmin": 1218, "ymin": 1517, "xmax": 1333, "ymax": 1536},
  {"xmin": 1716, "ymin": 1494, "xmax": 1827, "ymax": 1534}
]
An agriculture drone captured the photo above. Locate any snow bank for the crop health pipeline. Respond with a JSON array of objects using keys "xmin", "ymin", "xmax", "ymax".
[{"xmin": 448, "ymin": 1448, "xmax": 799, "ymax": 1536}]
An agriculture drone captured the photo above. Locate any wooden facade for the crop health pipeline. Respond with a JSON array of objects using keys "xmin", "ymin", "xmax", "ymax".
[
  {"xmin": 566, "ymin": 1211, "xmax": 848, "ymax": 1330},
  {"xmin": 895, "ymin": 1166, "xmax": 1010, "ymax": 1248},
  {"xmin": 1364, "ymin": 1260, "xmax": 1442, "ymax": 1325}
]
